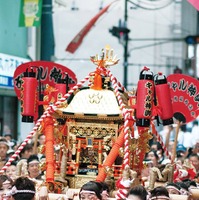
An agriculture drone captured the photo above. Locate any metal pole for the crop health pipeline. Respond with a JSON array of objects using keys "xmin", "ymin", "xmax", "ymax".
[
  {"xmin": 41, "ymin": 0, "xmax": 54, "ymax": 61},
  {"xmin": 123, "ymin": 0, "xmax": 128, "ymax": 88}
]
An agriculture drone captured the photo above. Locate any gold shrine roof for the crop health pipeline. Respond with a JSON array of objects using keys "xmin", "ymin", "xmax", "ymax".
[{"xmin": 55, "ymin": 88, "xmax": 127, "ymax": 120}]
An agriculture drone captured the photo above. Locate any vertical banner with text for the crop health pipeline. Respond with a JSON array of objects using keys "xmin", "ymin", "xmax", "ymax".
[{"xmin": 19, "ymin": 0, "xmax": 43, "ymax": 27}]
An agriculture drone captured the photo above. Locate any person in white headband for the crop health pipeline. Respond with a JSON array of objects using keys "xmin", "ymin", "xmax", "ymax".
[
  {"xmin": 79, "ymin": 181, "xmax": 103, "ymax": 200},
  {"xmin": 149, "ymin": 196, "xmax": 170, "ymax": 200},
  {"xmin": 6, "ymin": 177, "xmax": 36, "ymax": 200},
  {"xmin": 148, "ymin": 186, "xmax": 171, "ymax": 200},
  {"xmin": 27, "ymin": 155, "xmax": 42, "ymax": 180},
  {"xmin": 176, "ymin": 182, "xmax": 190, "ymax": 195},
  {"xmin": 165, "ymin": 183, "xmax": 181, "ymax": 195},
  {"xmin": 126, "ymin": 185, "xmax": 148, "ymax": 200}
]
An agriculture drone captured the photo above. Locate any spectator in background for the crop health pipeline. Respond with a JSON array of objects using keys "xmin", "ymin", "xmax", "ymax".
[
  {"xmin": 189, "ymin": 153, "xmax": 199, "ymax": 173},
  {"xmin": 176, "ymin": 144, "xmax": 187, "ymax": 158},
  {"xmin": 5, "ymin": 161, "xmax": 17, "ymax": 181},
  {"xmin": 141, "ymin": 150, "xmax": 159, "ymax": 181},
  {"xmin": 168, "ymin": 141, "xmax": 174, "ymax": 157},
  {"xmin": 194, "ymin": 172, "xmax": 199, "ymax": 186},
  {"xmin": 141, "ymin": 159, "xmax": 153, "ymax": 182},
  {"xmin": 175, "ymin": 156, "xmax": 185, "ymax": 168},
  {"xmin": 0, "ymin": 174, "xmax": 13, "ymax": 199},
  {"xmin": 0, "ymin": 138, "xmax": 9, "ymax": 169},
  {"xmin": 37, "ymin": 134, "xmax": 46, "ymax": 160},
  {"xmin": 16, "ymin": 143, "xmax": 33, "ymax": 177},
  {"xmin": 38, "ymin": 134, "xmax": 45, "ymax": 146},
  {"xmin": 157, "ymin": 142, "xmax": 170, "ymax": 165},
  {"xmin": 27, "ymin": 154, "xmax": 42, "ymax": 180},
  {"xmin": 4, "ymin": 133, "xmax": 16, "ymax": 159},
  {"xmin": 145, "ymin": 150, "xmax": 159, "ymax": 167},
  {"xmin": 177, "ymin": 124, "xmax": 186, "ymax": 146},
  {"xmin": 150, "ymin": 142, "xmax": 159, "ymax": 151},
  {"xmin": 7, "ymin": 149, "xmax": 15, "ymax": 159},
  {"xmin": 0, "ymin": 175, "xmax": 13, "ymax": 190},
  {"xmin": 19, "ymin": 143, "xmax": 33, "ymax": 160},
  {"xmin": 159, "ymin": 125, "xmax": 175, "ymax": 144},
  {"xmin": 3, "ymin": 133, "xmax": 17, "ymax": 151},
  {"xmin": 191, "ymin": 120, "xmax": 199, "ymax": 147},
  {"xmin": 181, "ymin": 125, "xmax": 192, "ymax": 149},
  {"xmin": 150, "ymin": 142, "xmax": 169, "ymax": 165},
  {"xmin": 192, "ymin": 141, "xmax": 199, "ymax": 156}
]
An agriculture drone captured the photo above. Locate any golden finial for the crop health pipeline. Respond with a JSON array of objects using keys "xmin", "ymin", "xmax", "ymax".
[{"xmin": 90, "ymin": 45, "xmax": 120, "ymax": 68}]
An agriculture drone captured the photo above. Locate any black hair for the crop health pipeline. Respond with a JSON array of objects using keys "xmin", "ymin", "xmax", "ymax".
[
  {"xmin": 146, "ymin": 149, "xmax": 159, "ymax": 161},
  {"xmin": 38, "ymin": 134, "xmax": 45, "ymax": 139},
  {"xmin": 186, "ymin": 148, "xmax": 193, "ymax": 158},
  {"xmin": 127, "ymin": 185, "xmax": 148, "ymax": 200},
  {"xmin": 10, "ymin": 161, "xmax": 17, "ymax": 166},
  {"xmin": 150, "ymin": 142, "xmax": 163, "ymax": 152},
  {"xmin": 189, "ymin": 180, "xmax": 197, "ymax": 187},
  {"xmin": 196, "ymin": 172, "xmax": 199, "ymax": 178},
  {"xmin": 157, "ymin": 142, "xmax": 164, "ymax": 153},
  {"xmin": 79, "ymin": 181, "xmax": 103, "ymax": 200},
  {"xmin": 27, "ymin": 154, "xmax": 39, "ymax": 165},
  {"xmin": 100, "ymin": 182, "xmax": 110, "ymax": 193},
  {"xmin": 166, "ymin": 182, "xmax": 181, "ymax": 194},
  {"xmin": 0, "ymin": 138, "xmax": 9, "ymax": 149},
  {"xmin": 150, "ymin": 186, "xmax": 169, "ymax": 198},
  {"xmin": 193, "ymin": 120, "xmax": 198, "ymax": 126},
  {"xmin": 166, "ymin": 182, "xmax": 181, "ymax": 190},
  {"xmin": 0, "ymin": 174, "xmax": 13, "ymax": 189},
  {"xmin": 188, "ymin": 153, "xmax": 199, "ymax": 160},
  {"xmin": 183, "ymin": 180, "xmax": 197, "ymax": 188},
  {"xmin": 176, "ymin": 181, "xmax": 189, "ymax": 191},
  {"xmin": 150, "ymin": 142, "xmax": 158, "ymax": 148},
  {"xmin": 180, "ymin": 124, "xmax": 187, "ymax": 132},
  {"xmin": 3, "ymin": 133, "xmax": 12, "ymax": 138},
  {"xmin": 12, "ymin": 177, "xmax": 35, "ymax": 200},
  {"xmin": 40, "ymin": 155, "xmax": 46, "ymax": 160},
  {"xmin": 19, "ymin": 143, "xmax": 33, "ymax": 157}
]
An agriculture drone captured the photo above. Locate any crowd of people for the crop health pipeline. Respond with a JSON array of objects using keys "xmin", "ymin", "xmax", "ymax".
[{"xmin": 0, "ymin": 120, "xmax": 199, "ymax": 199}]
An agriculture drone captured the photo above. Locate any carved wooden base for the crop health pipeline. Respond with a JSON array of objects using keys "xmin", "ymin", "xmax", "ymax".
[{"xmin": 66, "ymin": 175, "xmax": 96, "ymax": 189}]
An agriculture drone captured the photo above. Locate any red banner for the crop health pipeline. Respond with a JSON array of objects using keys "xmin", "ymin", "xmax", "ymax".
[
  {"xmin": 66, "ymin": 1, "xmax": 118, "ymax": 54},
  {"xmin": 167, "ymin": 74, "xmax": 199, "ymax": 123},
  {"xmin": 13, "ymin": 61, "xmax": 77, "ymax": 99}
]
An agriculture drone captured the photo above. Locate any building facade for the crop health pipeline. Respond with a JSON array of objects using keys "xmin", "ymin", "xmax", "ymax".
[{"xmin": 0, "ymin": 0, "xmax": 28, "ymax": 139}]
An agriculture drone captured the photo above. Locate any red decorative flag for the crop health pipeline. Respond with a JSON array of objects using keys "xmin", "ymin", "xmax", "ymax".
[
  {"xmin": 13, "ymin": 61, "xmax": 77, "ymax": 99},
  {"xmin": 167, "ymin": 74, "xmax": 199, "ymax": 123},
  {"xmin": 187, "ymin": 0, "xmax": 199, "ymax": 10},
  {"xmin": 66, "ymin": 1, "xmax": 118, "ymax": 54}
]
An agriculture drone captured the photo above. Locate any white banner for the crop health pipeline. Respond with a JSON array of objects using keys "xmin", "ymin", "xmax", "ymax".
[{"xmin": 0, "ymin": 53, "xmax": 30, "ymax": 88}]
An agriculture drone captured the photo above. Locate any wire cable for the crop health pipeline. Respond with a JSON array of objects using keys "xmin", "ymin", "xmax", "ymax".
[{"xmin": 128, "ymin": 0, "xmax": 173, "ymax": 10}]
